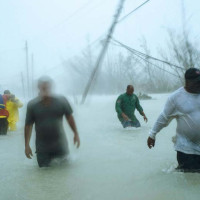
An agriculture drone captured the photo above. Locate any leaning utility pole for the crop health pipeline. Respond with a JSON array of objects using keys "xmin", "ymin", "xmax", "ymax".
[
  {"xmin": 25, "ymin": 41, "xmax": 30, "ymax": 98},
  {"xmin": 81, "ymin": 0, "xmax": 126, "ymax": 104}
]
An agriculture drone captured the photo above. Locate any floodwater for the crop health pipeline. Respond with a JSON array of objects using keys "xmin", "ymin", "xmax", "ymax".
[{"xmin": 1, "ymin": 94, "xmax": 200, "ymax": 200}]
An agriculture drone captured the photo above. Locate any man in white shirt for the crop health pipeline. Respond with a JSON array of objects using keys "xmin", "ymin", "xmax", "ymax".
[{"xmin": 147, "ymin": 68, "xmax": 200, "ymax": 171}]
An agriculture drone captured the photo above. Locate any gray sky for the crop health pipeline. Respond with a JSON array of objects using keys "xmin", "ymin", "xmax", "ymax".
[{"xmin": 0, "ymin": 0, "xmax": 199, "ymax": 89}]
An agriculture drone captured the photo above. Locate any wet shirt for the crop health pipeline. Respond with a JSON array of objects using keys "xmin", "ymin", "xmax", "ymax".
[
  {"xmin": 115, "ymin": 93, "xmax": 143, "ymax": 122},
  {"xmin": 25, "ymin": 96, "xmax": 72, "ymax": 153},
  {"xmin": 149, "ymin": 87, "xmax": 200, "ymax": 155}
]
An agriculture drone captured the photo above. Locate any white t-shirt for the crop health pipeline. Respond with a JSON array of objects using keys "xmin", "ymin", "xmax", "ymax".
[{"xmin": 150, "ymin": 87, "xmax": 200, "ymax": 155}]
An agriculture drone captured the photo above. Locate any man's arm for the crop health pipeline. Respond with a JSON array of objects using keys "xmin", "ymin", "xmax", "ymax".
[
  {"xmin": 115, "ymin": 96, "xmax": 123, "ymax": 115},
  {"xmin": 136, "ymin": 97, "xmax": 148, "ymax": 122},
  {"xmin": 66, "ymin": 115, "xmax": 80, "ymax": 148},
  {"xmin": 24, "ymin": 101, "xmax": 34, "ymax": 158},
  {"xmin": 62, "ymin": 96, "xmax": 80, "ymax": 148},
  {"xmin": 147, "ymin": 97, "xmax": 176, "ymax": 148},
  {"xmin": 25, "ymin": 124, "xmax": 33, "ymax": 159},
  {"xmin": 140, "ymin": 111, "xmax": 148, "ymax": 122}
]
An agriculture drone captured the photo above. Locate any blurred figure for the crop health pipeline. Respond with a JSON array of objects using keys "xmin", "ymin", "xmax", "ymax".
[
  {"xmin": 115, "ymin": 85, "xmax": 148, "ymax": 128},
  {"xmin": 24, "ymin": 76, "xmax": 80, "ymax": 167},
  {"xmin": 147, "ymin": 68, "xmax": 200, "ymax": 172},
  {"xmin": 0, "ymin": 90, "xmax": 11, "ymax": 135},
  {"xmin": 7, "ymin": 94, "xmax": 23, "ymax": 131},
  {"xmin": 3, "ymin": 90, "xmax": 11, "ymax": 103}
]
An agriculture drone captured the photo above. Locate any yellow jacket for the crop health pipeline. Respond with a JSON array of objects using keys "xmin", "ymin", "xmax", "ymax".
[{"xmin": 7, "ymin": 98, "xmax": 23, "ymax": 122}]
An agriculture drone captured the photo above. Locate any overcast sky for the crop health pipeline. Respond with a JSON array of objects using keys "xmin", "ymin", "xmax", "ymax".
[{"xmin": 0, "ymin": 0, "xmax": 199, "ymax": 89}]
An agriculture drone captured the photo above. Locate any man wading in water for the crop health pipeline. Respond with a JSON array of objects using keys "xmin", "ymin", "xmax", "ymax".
[
  {"xmin": 24, "ymin": 77, "xmax": 80, "ymax": 167},
  {"xmin": 115, "ymin": 85, "xmax": 148, "ymax": 128},
  {"xmin": 147, "ymin": 68, "xmax": 200, "ymax": 172}
]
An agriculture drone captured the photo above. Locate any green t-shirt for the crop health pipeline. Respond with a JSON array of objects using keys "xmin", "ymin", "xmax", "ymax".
[{"xmin": 115, "ymin": 93, "xmax": 143, "ymax": 122}]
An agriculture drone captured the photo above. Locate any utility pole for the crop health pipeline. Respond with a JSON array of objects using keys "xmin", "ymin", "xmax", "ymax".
[
  {"xmin": 21, "ymin": 72, "xmax": 25, "ymax": 98},
  {"xmin": 31, "ymin": 53, "xmax": 34, "ymax": 97},
  {"xmin": 81, "ymin": 0, "xmax": 126, "ymax": 104},
  {"xmin": 25, "ymin": 41, "xmax": 30, "ymax": 98}
]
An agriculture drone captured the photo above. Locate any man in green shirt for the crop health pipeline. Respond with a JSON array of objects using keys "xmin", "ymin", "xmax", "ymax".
[{"xmin": 115, "ymin": 85, "xmax": 148, "ymax": 128}]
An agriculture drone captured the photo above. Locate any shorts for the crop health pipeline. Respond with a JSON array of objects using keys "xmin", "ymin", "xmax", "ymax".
[
  {"xmin": 176, "ymin": 151, "xmax": 200, "ymax": 172},
  {"xmin": 36, "ymin": 151, "xmax": 68, "ymax": 167}
]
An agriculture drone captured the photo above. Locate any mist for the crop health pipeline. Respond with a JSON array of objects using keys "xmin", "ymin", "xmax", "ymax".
[
  {"xmin": 1, "ymin": 0, "xmax": 200, "ymax": 200},
  {"xmin": 1, "ymin": 0, "xmax": 200, "ymax": 97}
]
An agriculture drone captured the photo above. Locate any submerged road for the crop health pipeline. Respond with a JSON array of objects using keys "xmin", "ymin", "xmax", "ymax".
[{"xmin": 0, "ymin": 94, "xmax": 200, "ymax": 200}]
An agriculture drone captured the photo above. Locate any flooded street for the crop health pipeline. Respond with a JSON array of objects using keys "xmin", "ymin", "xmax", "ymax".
[{"xmin": 1, "ymin": 94, "xmax": 200, "ymax": 200}]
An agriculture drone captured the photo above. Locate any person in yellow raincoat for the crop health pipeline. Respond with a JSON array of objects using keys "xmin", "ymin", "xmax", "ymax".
[{"xmin": 6, "ymin": 94, "xmax": 23, "ymax": 131}]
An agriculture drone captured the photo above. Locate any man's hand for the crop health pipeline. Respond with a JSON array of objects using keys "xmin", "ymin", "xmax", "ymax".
[
  {"xmin": 66, "ymin": 115, "xmax": 80, "ymax": 148},
  {"xmin": 74, "ymin": 134, "xmax": 80, "ymax": 148},
  {"xmin": 147, "ymin": 137, "xmax": 155, "ymax": 149},
  {"xmin": 140, "ymin": 112, "xmax": 148, "ymax": 123},
  {"xmin": 25, "ymin": 145, "xmax": 33, "ymax": 159},
  {"xmin": 143, "ymin": 115, "xmax": 148, "ymax": 123},
  {"xmin": 122, "ymin": 113, "xmax": 129, "ymax": 121}
]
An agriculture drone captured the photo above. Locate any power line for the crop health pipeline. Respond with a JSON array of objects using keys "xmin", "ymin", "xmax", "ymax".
[
  {"xmin": 133, "ymin": 52, "xmax": 180, "ymax": 78},
  {"xmin": 37, "ymin": 0, "xmax": 151, "ymax": 75},
  {"xmin": 118, "ymin": 0, "xmax": 150, "ymax": 23},
  {"xmin": 31, "ymin": 0, "xmax": 105, "ymax": 42},
  {"xmin": 111, "ymin": 38, "xmax": 184, "ymax": 70},
  {"xmin": 110, "ymin": 38, "xmax": 181, "ymax": 78},
  {"xmin": 32, "ymin": 0, "xmax": 93, "ymax": 40},
  {"xmin": 132, "ymin": 48, "xmax": 184, "ymax": 70},
  {"xmin": 57, "ymin": 0, "xmax": 94, "ymax": 25},
  {"xmin": 46, "ymin": 0, "xmax": 104, "ymax": 31}
]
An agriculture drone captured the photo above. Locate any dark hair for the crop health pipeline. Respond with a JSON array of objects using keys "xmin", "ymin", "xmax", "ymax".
[
  {"xmin": 4, "ymin": 90, "xmax": 11, "ymax": 95},
  {"xmin": 185, "ymin": 68, "xmax": 200, "ymax": 80},
  {"xmin": 127, "ymin": 85, "xmax": 133, "ymax": 90}
]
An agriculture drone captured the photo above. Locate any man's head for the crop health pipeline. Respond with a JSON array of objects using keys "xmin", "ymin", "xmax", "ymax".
[
  {"xmin": 4, "ymin": 90, "xmax": 11, "ymax": 95},
  {"xmin": 185, "ymin": 68, "xmax": 200, "ymax": 93},
  {"xmin": 126, "ymin": 85, "xmax": 134, "ymax": 95},
  {"xmin": 38, "ymin": 76, "xmax": 53, "ymax": 98}
]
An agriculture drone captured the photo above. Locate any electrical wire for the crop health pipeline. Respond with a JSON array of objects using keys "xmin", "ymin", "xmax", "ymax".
[
  {"xmin": 111, "ymin": 38, "xmax": 184, "ymax": 70},
  {"xmin": 118, "ymin": 0, "xmax": 150, "ymax": 23},
  {"xmin": 110, "ymin": 39, "xmax": 181, "ymax": 78}
]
